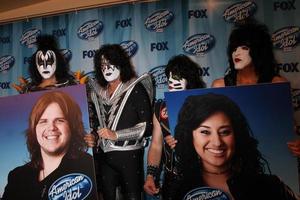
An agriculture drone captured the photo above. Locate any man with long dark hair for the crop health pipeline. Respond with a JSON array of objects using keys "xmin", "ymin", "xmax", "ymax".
[
  {"xmin": 13, "ymin": 34, "xmax": 77, "ymax": 93},
  {"xmin": 3, "ymin": 91, "xmax": 97, "ymax": 200},
  {"xmin": 87, "ymin": 44, "xmax": 153, "ymax": 200},
  {"xmin": 211, "ymin": 18, "xmax": 300, "ymax": 174}
]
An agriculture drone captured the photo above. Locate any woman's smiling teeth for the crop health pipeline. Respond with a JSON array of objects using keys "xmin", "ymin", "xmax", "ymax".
[{"xmin": 207, "ymin": 148, "xmax": 225, "ymax": 154}]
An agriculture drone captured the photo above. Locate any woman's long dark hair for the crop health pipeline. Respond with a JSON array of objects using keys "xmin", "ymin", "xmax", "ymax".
[{"xmin": 175, "ymin": 93, "xmax": 268, "ymax": 192}]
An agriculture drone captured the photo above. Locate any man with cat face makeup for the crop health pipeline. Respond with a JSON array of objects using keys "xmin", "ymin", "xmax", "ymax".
[
  {"xmin": 87, "ymin": 44, "xmax": 153, "ymax": 200},
  {"xmin": 144, "ymin": 54, "xmax": 205, "ymax": 200},
  {"xmin": 13, "ymin": 34, "xmax": 76, "ymax": 93},
  {"xmin": 167, "ymin": 72, "xmax": 188, "ymax": 91}
]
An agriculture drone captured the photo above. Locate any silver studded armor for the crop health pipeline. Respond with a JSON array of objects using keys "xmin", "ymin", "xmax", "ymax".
[{"xmin": 89, "ymin": 73, "xmax": 153, "ymax": 153}]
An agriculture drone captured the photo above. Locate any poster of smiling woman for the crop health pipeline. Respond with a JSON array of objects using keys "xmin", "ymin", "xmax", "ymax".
[
  {"xmin": 0, "ymin": 84, "xmax": 98, "ymax": 200},
  {"xmin": 164, "ymin": 82, "xmax": 299, "ymax": 200}
]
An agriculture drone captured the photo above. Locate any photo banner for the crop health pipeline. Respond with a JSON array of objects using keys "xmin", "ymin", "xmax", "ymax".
[
  {"xmin": 165, "ymin": 82, "xmax": 298, "ymax": 194},
  {"xmin": 0, "ymin": 85, "xmax": 98, "ymax": 199}
]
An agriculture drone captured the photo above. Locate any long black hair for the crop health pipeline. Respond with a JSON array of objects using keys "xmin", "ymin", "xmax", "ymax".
[
  {"xmin": 225, "ymin": 18, "xmax": 279, "ymax": 85},
  {"xmin": 93, "ymin": 44, "xmax": 137, "ymax": 87},
  {"xmin": 165, "ymin": 54, "xmax": 206, "ymax": 89}
]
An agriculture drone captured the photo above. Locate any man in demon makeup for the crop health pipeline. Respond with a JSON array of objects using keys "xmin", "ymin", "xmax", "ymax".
[
  {"xmin": 86, "ymin": 44, "xmax": 153, "ymax": 200},
  {"xmin": 13, "ymin": 34, "xmax": 77, "ymax": 93}
]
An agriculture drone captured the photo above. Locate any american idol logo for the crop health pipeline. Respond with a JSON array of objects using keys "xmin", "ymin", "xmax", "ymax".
[
  {"xmin": 223, "ymin": 1, "xmax": 257, "ymax": 23},
  {"xmin": 0, "ymin": 55, "xmax": 15, "ymax": 72},
  {"xmin": 149, "ymin": 66, "xmax": 167, "ymax": 89},
  {"xmin": 20, "ymin": 28, "xmax": 41, "ymax": 48},
  {"xmin": 120, "ymin": 40, "xmax": 138, "ymax": 57},
  {"xmin": 183, "ymin": 33, "xmax": 215, "ymax": 56},
  {"xmin": 60, "ymin": 49, "xmax": 73, "ymax": 63},
  {"xmin": 145, "ymin": 9, "xmax": 174, "ymax": 32},
  {"xmin": 184, "ymin": 187, "xmax": 230, "ymax": 200},
  {"xmin": 272, "ymin": 26, "xmax": 300, "ymax": 51},
  {"xmin": 48, "ymin": 173, "xmax": 92, "ymax": 200},
  {"xmin": 77, "ymin": 20, "xmax": 103, "ymax": 40}
]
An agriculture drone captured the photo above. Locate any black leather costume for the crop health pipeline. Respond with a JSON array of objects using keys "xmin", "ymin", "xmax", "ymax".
[{"xmin": 88, "ymin": 74, "xmax": 153, "ymax": 200}]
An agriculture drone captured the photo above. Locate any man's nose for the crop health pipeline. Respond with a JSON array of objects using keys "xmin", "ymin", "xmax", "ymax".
[
  {"xmin": 235, "ymin": 47, "xmax": 243, "ymax": 54},
  {"xmin": 48, "ymin": 122, "xmax": 58, "ymax": 130},
  {"xmin": 43, "ymin": 61, "xmax": 47, "ymax": 69}
]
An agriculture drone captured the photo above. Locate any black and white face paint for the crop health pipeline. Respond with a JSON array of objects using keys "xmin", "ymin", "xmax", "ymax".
[
  {"xmin": 36, "ymin": 50, "xmax": 56, "ymax": 79},
  {"xmin": 232, "ymin": 45, "xmax": 252, "ymax": 70},
  {"xmin": 101, "ymin": 55, "xmax": 120, "ymax": 82},
  {"xmin": 168, "ymin": 72, "xmax": 187, "ymax": 91}
]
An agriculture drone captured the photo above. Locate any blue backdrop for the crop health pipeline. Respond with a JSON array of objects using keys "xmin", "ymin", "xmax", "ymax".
[
  {"xmin": 1, "ymin": 0, "xmax": 299, "ymax": 129},
  {"xmin": 0, "ymin": 0, "xmax": 300, "ymax": 198}
]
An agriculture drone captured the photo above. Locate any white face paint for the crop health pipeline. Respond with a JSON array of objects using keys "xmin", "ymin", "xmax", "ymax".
[
  {"xmin": 101, "ymin": 56, "xmax": 120, "ymax": 82},
  {"xmin": 168, "ymin": 72, "xmax": 187, "ymax": 91},
  {"xmin": 232, "ymin": 45, "xmax": 252, "ymax": 70},
  {"xmin": 36, "ymin": 50, "xmax": 57, "ymax": 79}
]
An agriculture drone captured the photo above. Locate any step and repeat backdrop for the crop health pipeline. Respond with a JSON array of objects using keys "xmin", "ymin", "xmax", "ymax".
[
  {"xmin": 0, "ymin": 0, "xmax": 299, "ymax": 96},
  {"xmin": 0, "ymin": 0, "xmax": 300, "ymax": 168},
  {"xmin": 2, "ymin": 0, "xmax": 299, "ymax": 131},
  {"xmin": 0, "ymin": 0, "xmax": 300, "ymax": 198}
]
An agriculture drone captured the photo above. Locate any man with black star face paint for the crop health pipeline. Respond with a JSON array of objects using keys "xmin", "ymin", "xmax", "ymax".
[
  {"xmin": 13, "ymin": 34, "xmax": 76, "ymax": 93},
  {"xmin": 87, "ymin": 44, "xmax": 153, "ymax": 200},
  {"xmin": 211, "ymin": 19, "xmax": 300, "ymax": 158},
  {"xmin": 144, "ymin": 54, "xmax": 205, "ymax": 199}
]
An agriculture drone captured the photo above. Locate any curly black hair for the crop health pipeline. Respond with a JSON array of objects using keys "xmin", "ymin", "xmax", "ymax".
[
  {"xmin": 165, "ymin": 54, "xmax": 206, "ymax": 89},
  {"xmin": 28, "ymin": 34, "xmax": 72, "ymax": 85},
  {"xmin": 175, "ymin": 93, "xmax": 268, "ymax": 192},
  {"xmin": 93, "ymin": 44, "xmax": 137, "ymax": 87},
  {"xmin": 225, "ymin": 18, "xmax": 279, "ymax": 85}
]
